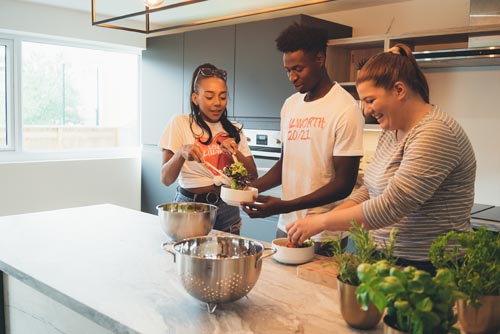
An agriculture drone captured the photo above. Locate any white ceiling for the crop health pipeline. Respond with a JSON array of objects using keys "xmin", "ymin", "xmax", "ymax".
[{"xmin": 13, "ymin": 0, "xmax": 409, "ymax": 34}]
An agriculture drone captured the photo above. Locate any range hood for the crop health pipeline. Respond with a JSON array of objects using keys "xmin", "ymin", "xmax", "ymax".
[
  {"xmin": 414, "ymin": 46, "xmax": 500, "ymax": 68},
  {"xmin": 412, "ymin": 0, "xmax": 500, "ymax": 68}
]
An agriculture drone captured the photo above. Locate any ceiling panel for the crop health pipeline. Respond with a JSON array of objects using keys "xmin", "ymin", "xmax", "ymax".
[{"xmin": 13, "ymin": 0, "xmax": 410, "ymax": 34}]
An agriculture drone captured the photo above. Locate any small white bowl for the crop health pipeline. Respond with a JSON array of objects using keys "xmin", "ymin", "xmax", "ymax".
[
  {"xmin": 272, "ymin": 238, "xmax": 315, "ymax": 265},
  {"xmin": 220, "ymin": 186, "xmax": 258, "ymax": 206}
]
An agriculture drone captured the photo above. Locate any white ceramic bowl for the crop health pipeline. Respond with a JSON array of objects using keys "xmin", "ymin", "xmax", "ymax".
[
  {"xmin": 220, "ymin": 186, "xmax": 258, "ymax": 206},
  {"xmin": 271, "ymin": 238, "xmax": 315, "ymax": 265}
]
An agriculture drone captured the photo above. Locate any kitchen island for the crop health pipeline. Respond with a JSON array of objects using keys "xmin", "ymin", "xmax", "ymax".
[{"xmin": 0, "ymin": 204, "xmax": 382, "ymax": 334}]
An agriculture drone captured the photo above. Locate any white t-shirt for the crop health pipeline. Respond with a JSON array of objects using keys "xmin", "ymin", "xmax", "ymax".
[
  {"xmin": 159, "ymin": 114, "xmax": 253, "ymax": 189},
  {"xmin": 278, "ymin": 83, "xmax": 364, "ymax": 241}
]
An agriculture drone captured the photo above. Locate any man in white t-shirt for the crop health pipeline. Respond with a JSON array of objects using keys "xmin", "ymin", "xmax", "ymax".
[{"xmin": 242, "ymin": 23, "xmax": 364, "ymax": 253}]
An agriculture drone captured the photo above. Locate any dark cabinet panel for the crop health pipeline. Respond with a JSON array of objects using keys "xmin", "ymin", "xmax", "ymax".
[
  {"xmin": 141, "ymin": 145, "xmax": 177, "ymax": 215},
  {"xmin": 183, "ymin": 25, "xmax": 236, "ymax": 116},
  {"xmin": 234, "ymin": 16, "xmax": 295, "ymax": 129},
  {"xmin": 141, "ymin": 35, "xmax": 183, "ymax": 215},
  {"xmin": 142, "ymin": 34, "xmax": 184, "ymax": 146},
  {"xmin": 233, "ymin": 15, "xmax": 352, "ymax": 130}
]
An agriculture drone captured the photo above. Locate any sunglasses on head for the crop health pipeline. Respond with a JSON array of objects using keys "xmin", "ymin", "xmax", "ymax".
[{"xmin": 193, "ymin": 67, "xmax": 227, "ymax": 90}]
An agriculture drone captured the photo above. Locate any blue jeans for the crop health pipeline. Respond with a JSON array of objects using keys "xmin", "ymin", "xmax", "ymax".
[{"xmin": 174, "ymin": 191, "xmax": 242, "ymax": 235}]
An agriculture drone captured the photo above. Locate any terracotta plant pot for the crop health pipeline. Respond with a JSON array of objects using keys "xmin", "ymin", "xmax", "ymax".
[
  {"xmin": 337, "ymin": 278, "xmax": 382, "ymax": 329},
  {"xmin": 457, "ymin": 295, "xmax": 500, "ymax": 334},
  {"xmin": 383, "ymin": 315, "xmax": 408, "ymax": 334}
]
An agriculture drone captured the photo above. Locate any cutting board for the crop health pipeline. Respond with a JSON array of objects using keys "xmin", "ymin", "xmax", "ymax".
[{"xmin": 296, "ymin": 257, "xmax": 339, "ymax": 289}]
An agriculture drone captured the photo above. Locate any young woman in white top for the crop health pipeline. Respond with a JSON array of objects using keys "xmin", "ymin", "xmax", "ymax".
[
  {"xmin": 159, "ymin": 63, "xmax": 257, "ymax": 234},
  {"xmin": 286, "ymin": 44, "xmax": 476, "ymax": 273}
]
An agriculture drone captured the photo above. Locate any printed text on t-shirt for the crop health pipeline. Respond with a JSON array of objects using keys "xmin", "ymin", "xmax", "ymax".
[{"xmin": 287, "ymin": 116, "xmax": 326, "ymax": 141}]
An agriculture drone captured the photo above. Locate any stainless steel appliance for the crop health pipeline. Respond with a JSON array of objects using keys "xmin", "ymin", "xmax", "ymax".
[
  {"xmin": 240, "ymin": 129, "xmax": 282, "ymax": 242},
  {"xmin": 471, "ymin": 204, "xmax": 500, "ymax": 232}
]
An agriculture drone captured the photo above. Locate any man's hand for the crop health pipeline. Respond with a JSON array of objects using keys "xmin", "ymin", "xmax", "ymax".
[{"xmin": 241, "ymin": 195, "xmax": 284, "ymax": 218}]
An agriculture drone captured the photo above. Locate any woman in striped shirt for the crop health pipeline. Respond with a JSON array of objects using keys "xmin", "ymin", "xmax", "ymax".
[{"xmin": 286, "ymin": 43, "xmax": 476, "ymax": 273}]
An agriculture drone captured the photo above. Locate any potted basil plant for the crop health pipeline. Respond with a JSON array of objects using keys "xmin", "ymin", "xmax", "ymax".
[
  {"xmin": 356, "ymin": 260, "xmax": 465, "ymax": 334},
  {"xmin": 429, "ymin": 227, "xmax": 500, "ymax": 334},
  {"xmin": 326, "ymin": 221, "xmax": 397, "ymax": 329}
]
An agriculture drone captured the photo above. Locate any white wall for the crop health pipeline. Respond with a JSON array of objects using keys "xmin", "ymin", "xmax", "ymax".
[
  {"xmin": 0, "ymin": 158, "xmax": 141, "ymax": 216},
  {"xmin": 0, "ymin": 0, "xmax": 145, "ymax": 49},
  {"xmin": 320, "ymin": 0, "xmax": 500, "ymax": 206},
  {"xmin": 426, "ymin": 67, "xmax": 500, "ymax": 205}
]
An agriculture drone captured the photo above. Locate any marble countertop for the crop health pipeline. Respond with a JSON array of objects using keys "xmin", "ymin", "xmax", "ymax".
[{"xmin": 0, "ymin": 204, "xmax": 382, "ymax": 334}]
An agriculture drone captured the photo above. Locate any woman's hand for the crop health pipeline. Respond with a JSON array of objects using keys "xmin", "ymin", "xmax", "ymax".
[
  {"xmin": 218, "ymin": 138, "xmax": 238, "ymax": 155},
  {"xmin": 180, "ymin": 144, "xmax": 204, "ymax": 163},
  {"xmin": 286, "ymin": 215, "xmax": 325, "ymax": 245}
]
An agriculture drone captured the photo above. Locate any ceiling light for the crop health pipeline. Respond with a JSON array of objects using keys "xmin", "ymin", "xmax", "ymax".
[
  {"xmin": 91, "ymin": 0, "xmax": 338, "ymax": 34},
  {"xmin": 144, "ymin": 0, "xmax": 164, "ymax": 8}
]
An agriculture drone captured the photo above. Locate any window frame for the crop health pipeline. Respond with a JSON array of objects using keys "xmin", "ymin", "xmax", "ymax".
[
  {"xmin": 0, "ymin": 38, "xmax": 14, "ymax": 152},
  {"xmin": 0, "ymin": 32, "xmax": 142, "ymax": 162}
]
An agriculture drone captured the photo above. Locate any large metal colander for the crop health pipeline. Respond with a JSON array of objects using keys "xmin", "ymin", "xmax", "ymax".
[{"xmin": 162, "ymin": 236, "xmax": 276, "ymax": 312}]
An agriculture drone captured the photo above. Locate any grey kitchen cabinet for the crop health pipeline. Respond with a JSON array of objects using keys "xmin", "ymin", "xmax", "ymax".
[
  {"xmin": 141, "ymin": 34, "xmax": 183, "ymax": 213},
  {"xmin": 233, "ymin": 15, "xmax": 352, "ymax": 130},
  {"xmin": 141, "ymin": 144, "xmax": 177, "ymax": 215},
  {"xmin": 183, "ymin": 25, "xmax": 236, "ymax": 116},
  {"xmin": 141, "ymin": 33, "xmax": 184, "ymax": 146}
]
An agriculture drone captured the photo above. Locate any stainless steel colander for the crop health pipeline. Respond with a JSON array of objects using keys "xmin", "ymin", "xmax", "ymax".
[{"xmin": 162, "ymin": 236, "xmax": 276, "ymax": 312}]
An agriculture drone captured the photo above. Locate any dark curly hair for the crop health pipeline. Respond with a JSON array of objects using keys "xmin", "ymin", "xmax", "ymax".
[
  {"xmin": 189, "ymin": 63, "xmax": 242, "ymax": 145},
  {"xmin": 275, "ymin": 22, "xmax": 328, "ymax": 55}
]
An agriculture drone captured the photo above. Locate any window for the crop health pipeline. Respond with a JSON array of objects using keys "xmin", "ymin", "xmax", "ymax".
[{"xmin": 20, "ymin": 41, "xmax": 140, "ymax": 152}]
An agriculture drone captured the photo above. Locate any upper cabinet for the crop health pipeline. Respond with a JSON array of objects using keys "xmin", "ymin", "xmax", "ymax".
[
  {"xmin": 142, "ymin": 15, "xmax": 352, "ymax": 141},
  {"xmin": 142, "ymin": 34, "xmax": 184, "ymax": 146},
  {"xmin": 233, "ymin": 15, "xmax": 352, "ymax": 130},
  {"xmin": 183, "ymin": 25, "xmax": 236, "ymax": 114}
]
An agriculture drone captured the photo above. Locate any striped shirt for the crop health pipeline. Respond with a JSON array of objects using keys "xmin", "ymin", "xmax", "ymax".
[{"xmin": 349, "ymin": 106, "xmax": 476, "ymax": 261}]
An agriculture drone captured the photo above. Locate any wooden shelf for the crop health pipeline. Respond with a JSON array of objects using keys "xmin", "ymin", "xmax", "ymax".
[{"xmin": 327, "ymin": 36, "xmax": 387, "ymax": 83}]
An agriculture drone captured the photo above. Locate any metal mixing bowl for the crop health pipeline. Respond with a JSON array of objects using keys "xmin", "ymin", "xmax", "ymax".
[
  {"xmin": 156, "ymin": 202, "xmax": 217, "ymax": 241},
  {"xmin": 162, "ymin": 236, "xmax": 276, "ymax": 312}
]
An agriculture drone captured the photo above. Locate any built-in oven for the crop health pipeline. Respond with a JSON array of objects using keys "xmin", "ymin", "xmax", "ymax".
[{"xmin": 240, "ymin": 129, "xmax": 282, "ymax": 242}]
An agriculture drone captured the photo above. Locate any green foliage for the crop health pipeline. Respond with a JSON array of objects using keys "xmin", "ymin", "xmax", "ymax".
[
  {"xmin": 356, "ymin": 260, "xmax": 465, "ymax": 334},
  {"xmin": 429, "ymin": 227, "xmax": 500, "ymax": 307},
  {"xmin": 326, "ymin": 220, "xmax": 397, "ymax": 285},
  {"xmin": 22, "ymin": 49, "xmax": 84, "ymax": 125},
  {"xmin": 222, "ymin": 161, "xmax": 249, "ymax": 190},
  {"xmin": 356, "ymin": 58, "xmax": 368, "ymax": 70}
]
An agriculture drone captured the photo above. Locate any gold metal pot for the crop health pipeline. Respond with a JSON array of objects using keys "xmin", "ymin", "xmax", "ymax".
[
  {"xmin": 338, "ymin": 278, "xmax": 382, "ymax": 329},
  {"xmin": 457, "ymin": 295, "xmax": 500, "ymax": 334}
]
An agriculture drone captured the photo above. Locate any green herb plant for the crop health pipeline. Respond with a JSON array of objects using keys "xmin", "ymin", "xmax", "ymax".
[
  {"xmin": 429, "ymin": 227, "xmax": 500, "ymax": 308},
  {"xmin": 327, "ymin": 220, "xmax": 397, "ymax": 286},
  {"xmin": 222, "ymin": 161, "xmax": 249, "ymax": 190},
  {"xmin": 356, "ymin": 58, "xmax": 368, "ymax": 70},
  {"xmin": 356, "ymin": 260, "xmax": 465, "ymax": 334}
]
